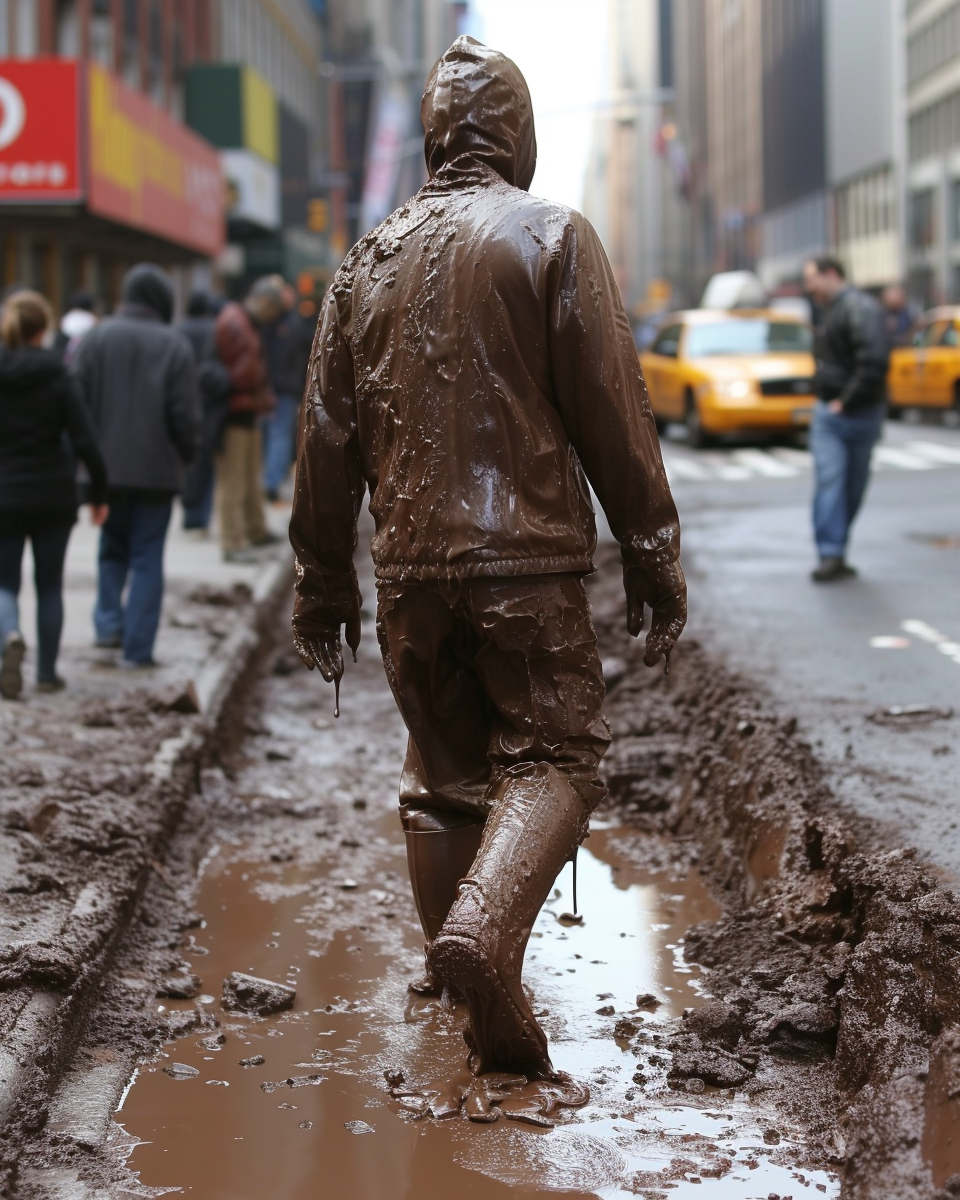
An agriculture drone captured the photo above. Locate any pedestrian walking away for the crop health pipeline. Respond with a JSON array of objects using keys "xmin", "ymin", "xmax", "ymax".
[
  {"xmin": 52, "ymin": 289, "xmax": 98, "ymax": 364},
  {"xmin": 177, "ymin": 290, "xmax": 230, "ymax": 535},
  {"xmin": 256, "ymin": 275, "xmax": 314, "ymax": 501},
  {"xmin": 72, "ymin": 264, "xmax": 200, "ymax": 667},
  {"xmin": 214, "ymin": 287, "xmax": 280, "ymax": 562},
  {"xmin": 290, "ymin": 37, "xmax": 686, "ymax": 1084},
  {"xmin": 803, "ymin": 256, "xmax": 889, "ymax": 583},
  {"xmin": 0, "ymin": 290, "xmax": 108, "ymax": 699}
]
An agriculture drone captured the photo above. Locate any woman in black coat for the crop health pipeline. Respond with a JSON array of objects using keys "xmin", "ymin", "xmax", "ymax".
[{"xmin": 0, "ymin": 291, "xmax": 108, "ymax": 698}]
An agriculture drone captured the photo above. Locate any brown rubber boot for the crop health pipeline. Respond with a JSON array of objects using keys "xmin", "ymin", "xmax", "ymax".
[
  {"xmin": 427, "ymin": 763, "xmax": 588, "ymax": 1078},
  {"xmin": 402, "ymin": 806, "xmax": 485, "ymax": 994}
]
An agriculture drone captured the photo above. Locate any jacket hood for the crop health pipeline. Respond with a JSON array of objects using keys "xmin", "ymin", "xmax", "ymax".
[
  {"xmin": 0, "ymin": 345, "xmax": 65, "ymax": 391},
  {"xmin": 121, "ymin": 263, "xmax": 174, "ymax": 324},
  {"xmin": 421, "ymin": 36, "xmax": 537, "ymax": 190}
]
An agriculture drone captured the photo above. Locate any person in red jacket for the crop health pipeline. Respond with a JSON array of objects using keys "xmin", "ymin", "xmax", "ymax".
[{"xmin": 213, "ymin": 289, "xmax": 280, "ymax": 562}]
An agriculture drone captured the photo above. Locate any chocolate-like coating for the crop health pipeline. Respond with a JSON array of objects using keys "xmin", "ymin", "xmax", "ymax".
[{"xmin": 291, "ymin": 36, "xmax": 686, "ymax": 1082}]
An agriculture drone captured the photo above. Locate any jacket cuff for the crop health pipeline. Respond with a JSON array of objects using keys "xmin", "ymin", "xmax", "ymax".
[{"xmin": 292, "ymin": 571, "xmax": 361, "ymax": 639}]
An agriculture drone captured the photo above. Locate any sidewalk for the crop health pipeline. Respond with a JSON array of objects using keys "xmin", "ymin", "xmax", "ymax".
[
  {"xmin": 0, "ymin": 498, "xmax": 294, "ymax": 1175},
  {"xmin": 11, "ymin": 500, "xmax": 293, "ymax": 707}
]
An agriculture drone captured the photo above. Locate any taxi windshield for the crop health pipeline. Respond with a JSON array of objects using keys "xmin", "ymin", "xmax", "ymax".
[{"xmin": 685, "ymin": 320, "xmax": 813, "ymax": 358}]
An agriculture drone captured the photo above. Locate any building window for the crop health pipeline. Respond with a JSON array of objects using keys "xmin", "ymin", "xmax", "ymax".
[
  {"xmin": 55, "ymin": 0, "xmax": 79, "ymax": 54},
  {"xmin": 950, "ymin": 180, "xmax": 960, "ymax": 242},
  {"xmin": 835, "ymin": 165, "xmax": 896, "ymax": 246},
  {"xmin": 908, "ymin": 1, "xmax": 960, "ymax": 87},
  {"xmin": 909, "ymin": 88, "xmax": 960, "ymax": 162},
  {"xmin": 16, "ymin": 0, "xmax": 38, "ymax": 55},
  {"xmin": 122, "ymin": 0, "xmax": 139, "ymax": 87},
  {"xmin": 910, "ymin": 189, "xmax": 936, "ymax": 249},
  {"xmin": 89, "ymin": 0, "xmax": 112, "ymax": 65},
  {"xmin": 148, "ymin": 0, "xmax": 163, "ymax": 103}
]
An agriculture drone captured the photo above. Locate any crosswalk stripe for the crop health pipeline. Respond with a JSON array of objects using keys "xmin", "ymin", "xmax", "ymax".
[
  {"xmin": 731, "ymin": 449, "xmax": 799, "ymax": 477},
  {"xmin": 769, "ymin": 447, "xmax": 813, "ymax": 468},
  {"xmin": 873, "ymin": 447, "xmax": 936, "ymax": 470},
  {"xmin": 660, "ymin": 438, "xmax": 960, "ymax": 482},
  {"xmin": 906, "ymin": 440, "xmax": 960, "ymax": 464},
  {"xmin": 665, "ymin": 458, "xmax": 711, "ymax": 481}
]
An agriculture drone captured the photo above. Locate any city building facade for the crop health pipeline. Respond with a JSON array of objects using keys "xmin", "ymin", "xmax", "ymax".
[
  {"xmin": 660, "ymin": 0, "xmax": 910, "ymax": 302},
  {"xmin": 757, "ymin": 0, "xmax": 828, "ymax": 291},
  {"xmin": 0, "ymin": 2, "xmax": 226, "ymax": 310},
  {"xmin": 904, "ymin": 0, "xmax": 960, "ymax": 305},
  {"xmin": 320, "ymin": 0, "xmax": 467, "ymax": 258},
  {"xmin": 583, "ymin": 0, "xmax": 694, "ymax": 320}
]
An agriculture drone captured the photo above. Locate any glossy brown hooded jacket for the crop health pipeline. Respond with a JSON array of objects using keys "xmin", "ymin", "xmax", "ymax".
[{"xmin": 290, "ymin": 35, "xmax": 683, "ymax": 654}]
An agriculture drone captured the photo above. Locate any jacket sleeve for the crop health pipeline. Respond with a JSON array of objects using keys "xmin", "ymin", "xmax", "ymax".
[
  {"xmin": 547, "ymin": 214, "xmax": 681, "ymax": 580},
  {"xmin": 839, "ymin": 292, "xmax": 890, "ymax": 410},
  {"xmin": 61, "ymin": 376, "xmax": 108, "ymax": 505},
  {"xmin": 289, "ymin": 291, "xmax": 364, "ymax": 640},
  {"xmin": 69, "ymin": 327, "xmax": 95, "ymax": 412},
  {"xmin": 164, "ymin": 338, "xmax": 201, "ymax": 466}
]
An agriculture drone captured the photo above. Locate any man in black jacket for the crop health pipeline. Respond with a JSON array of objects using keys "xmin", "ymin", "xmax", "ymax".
[
  {"xmin": 73, "ymin": 264, "xmax": 199, "ymax": 666},
  {"xmin": 802, "ymin": 256, "xmax": 889, "ymax": 582}
]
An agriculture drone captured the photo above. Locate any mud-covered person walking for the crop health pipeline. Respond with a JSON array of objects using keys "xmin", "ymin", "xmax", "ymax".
[
  {"xmin": 0, "ymin": 291, "xmax": 108, "ymax": 699},
  {"xmin": 291, "ymin": 37, "xmax": 686, "ymax": 1087}
]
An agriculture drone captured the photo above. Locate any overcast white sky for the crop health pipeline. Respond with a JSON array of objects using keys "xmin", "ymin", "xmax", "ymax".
[{"xmin": 463, "ymin": 0, "xmax": 608, "ymax": 211}]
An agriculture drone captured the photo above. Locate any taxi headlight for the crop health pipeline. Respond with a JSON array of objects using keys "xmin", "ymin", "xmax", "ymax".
[{"xmin": 713, "ymin": 379, "xmax": 753, "ymax": 400}]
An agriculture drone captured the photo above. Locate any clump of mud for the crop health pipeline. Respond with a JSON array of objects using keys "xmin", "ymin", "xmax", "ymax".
[{"xmin": 587, "ymin": 546, "xmax": 960, "ymax": 1199}]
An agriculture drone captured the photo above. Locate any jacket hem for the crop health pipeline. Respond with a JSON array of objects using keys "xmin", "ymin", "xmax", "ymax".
[{"xmin": 373, "ymin": 554, "xmax": 596, "ymax": 582}]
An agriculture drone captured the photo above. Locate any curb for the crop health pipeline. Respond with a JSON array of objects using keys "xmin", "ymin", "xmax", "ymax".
[{"xmin": 0, "ymin": 550, "xmax": 294, "ymax": 1184}]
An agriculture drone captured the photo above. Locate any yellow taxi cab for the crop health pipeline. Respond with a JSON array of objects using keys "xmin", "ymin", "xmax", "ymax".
[
  {"xmin": 639, "ymin": 309, "xmax": 816, "ymax": 447},
  {"xmin": 887, "ymin": 307, "xmax": 960, "ymax": 415}
]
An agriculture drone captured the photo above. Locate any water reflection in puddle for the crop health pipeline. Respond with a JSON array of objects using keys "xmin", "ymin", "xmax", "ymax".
[{"xmin": 116, "ymin": 817, "xmax": 838, "ymax": 1199}]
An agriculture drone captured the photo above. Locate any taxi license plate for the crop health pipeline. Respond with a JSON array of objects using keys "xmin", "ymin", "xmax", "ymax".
[{"xmin": 791, "ymin": 407, "xmax": 813, "ymax": 426}]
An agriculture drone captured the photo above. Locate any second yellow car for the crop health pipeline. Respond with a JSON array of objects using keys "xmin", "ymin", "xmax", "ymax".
[
  {"xmin": 639, "ymin": 309, "xmax": 816, "ymax": 447},
  {"xmin": 887, "ymin": 306, "xmax": 960, "ymax": 416}
]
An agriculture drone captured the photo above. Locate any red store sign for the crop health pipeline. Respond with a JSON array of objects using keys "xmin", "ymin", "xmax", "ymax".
[
  {"xmin": 0, "ymin": 58, "xmax": 224, "ymax": 257},
  {"xmin": 0, "ymin": 59, "xmax": 82, "ymax": 201}
]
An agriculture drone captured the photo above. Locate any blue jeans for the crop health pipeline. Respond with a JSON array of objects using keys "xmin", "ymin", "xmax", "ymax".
[
  {"xmin": 182, "ymin": 457, "xmax": 214, "ymax": 530},
  {"xmin": 261, "ymin": 393, "xmax": 299, "ymax": 494},
  {"xmin": 95, "ymin": 495, "xmax": 172, "ymax": 664},
  {"xmin": 0, "ymin": 519, "xmax": 73, "ymax": 682},
  {"xmin": 810, "ymin": 403, "xmax": 883, "ymax": 559},
  {"xmin": 182, "ymin": 472, "xmax": 213, "ymax": 530}
]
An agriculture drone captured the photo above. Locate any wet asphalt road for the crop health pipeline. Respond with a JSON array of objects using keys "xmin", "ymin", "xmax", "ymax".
[{"xmin": 644, "ymin": 418, "xmax": 960, "ymax": 884}]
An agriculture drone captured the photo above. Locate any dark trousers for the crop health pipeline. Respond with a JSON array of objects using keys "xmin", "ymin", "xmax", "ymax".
[
  {"xmin": 0, "ymin": 518, "xmax": 74, "ymax": 682},
  {"xmin": 375, "ymin": 573, "xmax": 612, "ymax": 821},
  {"xmin": 95, "ymin": 495, "xmax": 172, "ymax": 664}
]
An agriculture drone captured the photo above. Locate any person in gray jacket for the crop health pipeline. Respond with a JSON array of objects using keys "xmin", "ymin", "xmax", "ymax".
[{"xmin": 73, "ymin": 264, "xmax": 199, "ymax": 667}]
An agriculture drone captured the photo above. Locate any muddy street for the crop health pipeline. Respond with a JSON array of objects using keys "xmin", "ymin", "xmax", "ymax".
[
  {"xmin": 107, "ymin": 646, "xmax": 837, "ymax": 1200},
  {"xmin": 7, "ymin": 543, "xmax": 863, "ymax": 1200},
  {"xmin": 4, "ymin": 522, "xmax": 960, "ymax": 1199}
]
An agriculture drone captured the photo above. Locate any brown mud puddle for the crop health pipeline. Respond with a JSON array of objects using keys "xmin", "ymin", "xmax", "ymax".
[{"xmin": 113, "ymin": 813, "xmax": 838, "ymax": 1198}]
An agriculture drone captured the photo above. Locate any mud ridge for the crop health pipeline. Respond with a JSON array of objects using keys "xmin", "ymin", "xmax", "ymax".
[
  {"xmin": 0, "ymin": 566, "xmax": 291, "ymax": 1197},
  {"xmin": 588, "ymin": 545, "xmax": 960, "ymax": 1200}
]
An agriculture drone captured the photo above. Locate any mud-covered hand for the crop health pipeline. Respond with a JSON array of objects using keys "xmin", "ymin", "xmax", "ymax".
[
  {"xmin": 293, "ymin": 614, "xmax": 362, "ymax": 682},
  {"xmin": 623, "ymin": 560, "xmax": 687, "ymax": 670}
]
